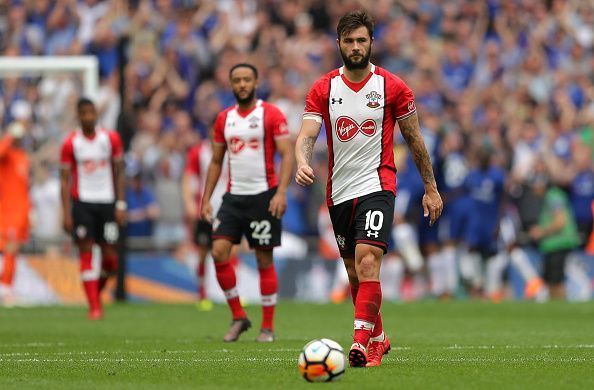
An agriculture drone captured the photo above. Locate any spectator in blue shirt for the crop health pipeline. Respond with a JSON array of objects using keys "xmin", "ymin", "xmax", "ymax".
[{"xmin": 126, "ymin": 170, "xmax": 160, "ymax": 237}]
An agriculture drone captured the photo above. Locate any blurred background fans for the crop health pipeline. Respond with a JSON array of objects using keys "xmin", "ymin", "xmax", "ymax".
[{"xmin": 0, "ymin": 0, "xmax": 592, "ymax": 305}]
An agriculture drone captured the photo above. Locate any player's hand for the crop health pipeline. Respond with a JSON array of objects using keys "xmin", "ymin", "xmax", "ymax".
[
  {"xmin": 115, "ymin": 209, "xmax": 127, "ymax": 226},
  {"xmin": 422, "ymin": 187, "xmax": 443, "ymax": 226},
  {"xmin": 269, "ymin": 191, "xmax": 287, "ymax": 219},
  {"xmin": 63, "ymin": 213, "xmax": 73, "ymax": 234},
  {"xmin": 201, "ymin": 201, "xmax": 213, "ymax": 223},
  {"xmin": 295, "ymin": 164, "xmax": 315, "ymax": 186}
]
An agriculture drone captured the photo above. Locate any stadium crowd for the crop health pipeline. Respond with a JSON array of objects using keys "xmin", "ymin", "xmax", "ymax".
[{"xmin": 0, "ymin": 0, "xmax": 593, "ymax": 300}]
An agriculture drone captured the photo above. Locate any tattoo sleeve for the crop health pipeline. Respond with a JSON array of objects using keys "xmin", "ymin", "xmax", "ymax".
[
  {"xmin": 398, "ymin": 113, "xmax": 436, "ymax": 187},
  {"xmin": 300, "ymin": 136, "xmax": 316, "ymax": 165}
]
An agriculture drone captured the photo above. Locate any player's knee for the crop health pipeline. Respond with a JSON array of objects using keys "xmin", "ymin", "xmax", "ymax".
[
  {"xmin": 211, "ymin": 244, "xmax": 230, "ymax": 263},
  {"xmin": 255, "ymin": 249, "xmax": 273, "ymax": 268},
  {"xmin": 357, "ymin": 252, "xmax": 380, "ymax": 280}
]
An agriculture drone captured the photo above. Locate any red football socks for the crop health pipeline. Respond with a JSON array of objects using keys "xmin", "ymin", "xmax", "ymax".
[
  {"xmin": 353, "ymin": 281, "xmax": 382, "ymax": 346},
  {"xmin": 370, "ymin": 311, "xmax": 384, "ymax": 339},
  {"xmin": 215, "ymin": 261, "xmax": 246, "ymax": 320},
  {"xmin": 99, "ymin": 254, "xmax": 118, "ymax": 292},
  {"xmin": 259, "ymin": 265, "xmax": 278, "ymax": 330},
  {"xmin": 197, "ymin": 259, "xmax": 206, "ymax": 300},
  {"xmin": 351, "ymin": 282, "xmax": 384, "ymax": 340},
  {"xmin": 80, "ymin": 251, "xmax": 101, "ymax": 312}
]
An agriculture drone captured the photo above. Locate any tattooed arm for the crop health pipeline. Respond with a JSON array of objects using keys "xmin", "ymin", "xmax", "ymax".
[
  {"xmin": 295, "ymin": 118, "xmax": 322, "ymax": 186},
  {"xmin": 398, "ymin": 112, "xmax": 443, "ymax": 225}
]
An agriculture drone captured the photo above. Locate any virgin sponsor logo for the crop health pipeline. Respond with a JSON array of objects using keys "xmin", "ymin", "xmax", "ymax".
[
  {"xmin": 81, "ymin": 159, "xmax": 108, "ymax": 174},
  {"xmin": 335, "ymin": 116, "xmax": 377, "ymax": 142},
  {"xmin": 229, "ymin": 137, "xmax": 260, "ymax": 154}
]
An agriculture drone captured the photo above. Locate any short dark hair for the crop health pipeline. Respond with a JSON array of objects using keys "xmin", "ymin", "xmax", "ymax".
[
  {"xmin": 229, "ymin": 63, "xmax": 258, "ymax": 79},
  {"xmin": 337, "ymin": 10, "xmax": 374, "ymax": 40},
  {"xmin": 77, "ymin": 97, "xmax": 95, "ymax": 111}
]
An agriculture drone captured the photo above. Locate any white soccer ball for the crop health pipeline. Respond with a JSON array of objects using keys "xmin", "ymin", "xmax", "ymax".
[{"xmin": 298, "ymin": 338, "xmax": 345, "ymax": 382}]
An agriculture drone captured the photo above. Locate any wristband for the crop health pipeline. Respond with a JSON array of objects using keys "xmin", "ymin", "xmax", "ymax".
[{"xmin": 115, "ymin": 200, "xmax": 128, "ymax": 211}]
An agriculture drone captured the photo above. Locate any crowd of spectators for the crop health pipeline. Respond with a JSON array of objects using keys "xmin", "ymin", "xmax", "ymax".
[{"xmin": 1, "ymin": 0, "xmax": 593, "ymax": 298}]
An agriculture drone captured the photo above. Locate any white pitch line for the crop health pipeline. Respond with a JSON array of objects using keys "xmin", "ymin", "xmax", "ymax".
[
  {"xmin": 1, "ymin": 356, "xmax": 592, "ymax": 364},
  {"xmin": 0, "ymin": 349, "xmax": 302, "ymax": 357},
  {"xmin": 392, "ymin": 357, "xmax": 593, "ymax": 363},
  {"xmin": 0, "ymin": 342, "xmax": 66, "ymax": 348},
  {"xmin": 446, "ymin": 344, "xmax": 594, "ymax": 350},
  {"xmin": 0, "ymin": 357, "xmax": 296, "ymax": 363},
  {"xmin": 1, "ymin": 345, "xmax": 592, "ymax": 358}
]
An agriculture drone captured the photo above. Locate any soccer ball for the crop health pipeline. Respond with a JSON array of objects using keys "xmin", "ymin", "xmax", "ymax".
[{"xmin": 298, "ymin": 338, "xmax": 345, "ymax": 382}]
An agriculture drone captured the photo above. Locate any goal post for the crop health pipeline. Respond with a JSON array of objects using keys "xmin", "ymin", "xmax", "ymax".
[{"xmin": 0, "ymin": 55, "xmax": 99, "ymax": 99}]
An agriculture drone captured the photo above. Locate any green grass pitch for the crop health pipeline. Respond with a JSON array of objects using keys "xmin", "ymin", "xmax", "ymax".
[{"xmin": 1, "ymin": 301, "xmax": 593, "ymax": 389}]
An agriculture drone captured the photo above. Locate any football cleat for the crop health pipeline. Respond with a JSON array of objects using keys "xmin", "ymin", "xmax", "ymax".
[
  {"xmin": 525, "ymin": 278, "xmax": 545, "ymax": 300},
  {"xmin": 223, "ymin": 318, "xmax": 251, "ymax": 342},
  {"xmin": 87, "ymin": 309, "xmax": 104, "ymax": 321},
  {"xmin": 348, "ymin": 342, "xmax": 368, "ymax": 367},
  {"xmin": 366, "ymin": 335, "xmax": 391, "ymax": 367},
  {"xmin": 196, "ymin": 299, "xmax": 213, "ymax": 312},
  {"xmin": 255, "ymin": 329, "xmax": 275, "ymax": 342}
]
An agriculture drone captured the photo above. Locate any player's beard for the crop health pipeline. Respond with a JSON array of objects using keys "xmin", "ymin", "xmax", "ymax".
[
  {"xmin": 234, "ymin": 88, "xmax": 256, "ymax": 105},
  {"xmin": 340, "ymin": 47, "xmax": 371, "ymax": 70}
]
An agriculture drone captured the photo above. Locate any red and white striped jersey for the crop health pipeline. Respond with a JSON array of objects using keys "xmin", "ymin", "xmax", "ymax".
[
  {"xmin": 60, "ymin": 128, "xmax": 123, "ymax": 203},
  {"xmin": 304, "ymin": 64, "xmax": 416, "ymax": 206},
  {"xmin": 185, "ymin": 141, "xmax": 228, "ymax": 214},
  {"xmin": 214, "ymin": 99, "xmax": 289, "ymax": 195}
]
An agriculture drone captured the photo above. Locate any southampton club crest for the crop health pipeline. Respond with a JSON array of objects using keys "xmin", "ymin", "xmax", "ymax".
[
  {"xmin": 249, "ymin": 116, "xmax": 260, "ymax": 128},
  {"xmin": 366, "ymin": 91, "xmax": 381, "ymax": 108},
  {"xmin": 336, "ymin": 235, "xmax": 346, "ymax": 249}
]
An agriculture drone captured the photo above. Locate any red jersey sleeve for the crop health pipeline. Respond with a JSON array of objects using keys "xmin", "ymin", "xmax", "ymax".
[
  {"xmin": 213, "ymin": 111, "xmax": 227, "ymax": 144},
  {"xmin": 60, "ymin": 136, "xmax": 75, "ymax": 167},
  {"xmin": 390, "ymin": 76, "xmax": 417, "ymax": 120},
  {"xmin": 264, "ymin": 104, "xmax": 290, "ymax": 139},
  {"xmin": 304, "ymin": 79, "xmax": 326, "ymax": 117},
  {"xmin": 185, "ymin": 146, "xmax": 200, "ymax": 175},
  {"xmin": 108, "ymin": 130, "xmax": 124, "ymax": 159}
]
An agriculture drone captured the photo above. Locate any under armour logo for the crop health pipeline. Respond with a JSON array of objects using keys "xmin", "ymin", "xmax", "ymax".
[
  {"xmin": 367, "ymin": 231, "xmax": 379, "ymax": 238},
  {"xmin": 331, "ymin": 98, "xmax": 343, "ymax": 104}
]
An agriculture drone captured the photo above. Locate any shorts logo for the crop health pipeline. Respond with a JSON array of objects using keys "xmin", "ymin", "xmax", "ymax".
[
  {"xmin": 103, "ymin": 222, "xmax": 119, "ymax": 244},
  {"xmin": 335, "ymin": 116, "xmax": 376, "ymax": 142},
  {"xmin": 76, "ymin": 225, "xmax": 87, "ymax": 239},
  {"xmin": 367, "ymin": 231, "xmax": 379, "ymax": 238},
  {"xmin": 336, "ymin": 235, "xmax": 346, "ymax": 249},
  {"xmin": 366, "ymin": 91, "xmax": 381, "ymax": 108},
  {"xmin": 229, "ymin": 137, "xmax": 260, "ymax": 154}
]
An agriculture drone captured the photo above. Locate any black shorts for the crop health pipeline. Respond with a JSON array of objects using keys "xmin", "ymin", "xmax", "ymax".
[
  {"xmin": 543, "ymin": 249, "xmax": 570, "ymax": 285},
  {"xmin": 194, "ymin": 220, "xmax": 213, "ymax": 248},
  {"xmin": 329, "ymin": 190, "xmax": 395, "ymax": 258},
  {"xmin": 72, "ymin": 200, "xmax": 119, "ymax": 245},
  {"xmin": 212, "ymin": 187, "xmax": 281, "ymax": 249}
]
